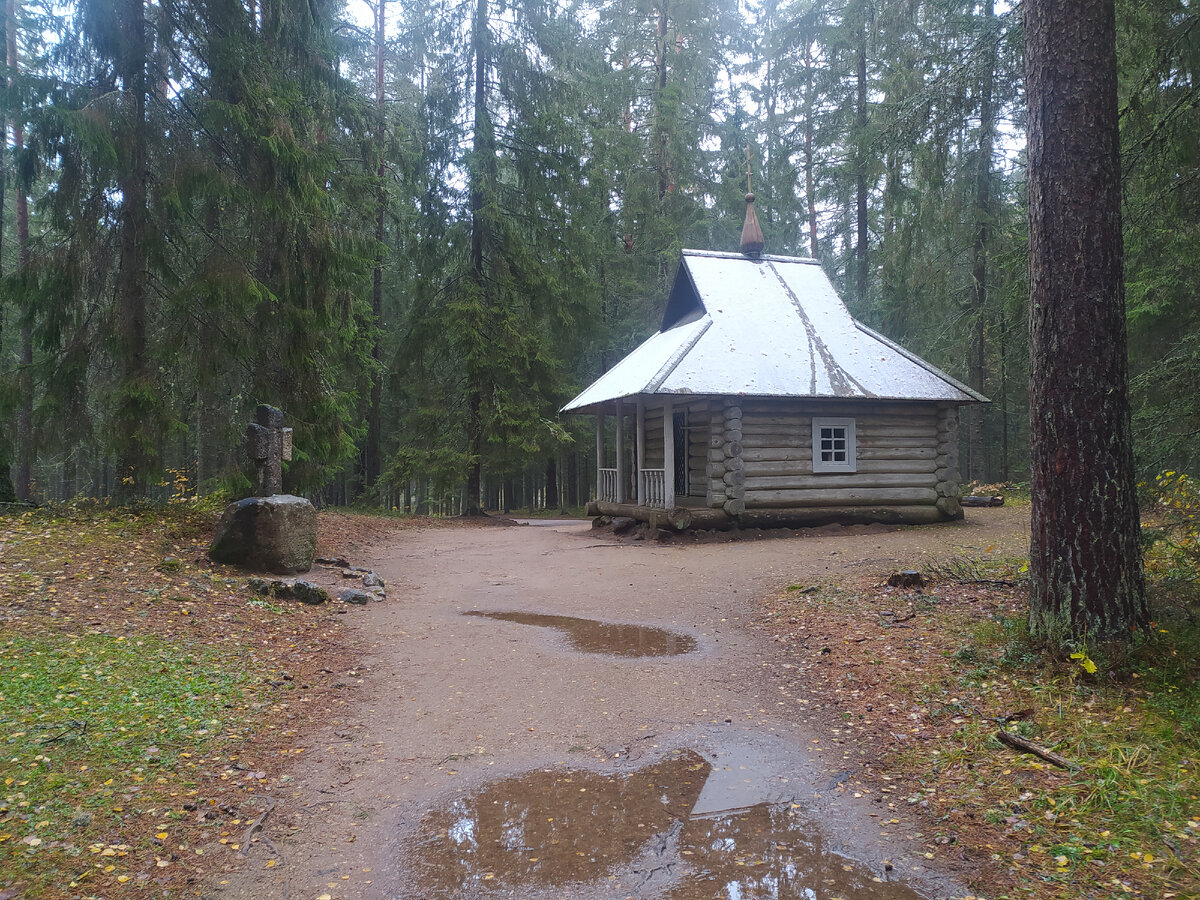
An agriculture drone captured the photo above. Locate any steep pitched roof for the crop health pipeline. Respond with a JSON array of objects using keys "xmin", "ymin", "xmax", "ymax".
[{"xmin": 562, "ymin": 249, "xmax": 986, "ymax": 413}]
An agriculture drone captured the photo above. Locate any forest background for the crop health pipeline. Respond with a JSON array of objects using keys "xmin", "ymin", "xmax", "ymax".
[{"xmin": 0, "ymin": 0, "xmax": 1195, "ymax": 513}]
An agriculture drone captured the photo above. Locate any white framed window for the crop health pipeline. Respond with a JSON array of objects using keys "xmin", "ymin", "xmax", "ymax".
[{"xmin": 812, "ymin": 417, "xmax": 857, "ymax": 473}]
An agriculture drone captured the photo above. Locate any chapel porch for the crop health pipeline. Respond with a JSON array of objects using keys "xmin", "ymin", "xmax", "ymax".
[{"xmin": 591, "ymin": 396, "xmax": 714, "ymax": 513}]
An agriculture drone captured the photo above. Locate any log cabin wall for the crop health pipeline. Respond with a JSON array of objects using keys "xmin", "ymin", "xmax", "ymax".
[
  {"xmin": 684, "ymin": 400, "xmax": 710, "ymax": 498},
  {"xmin": 716, "ymin": 399, "xmax": 962, "ymax": 519},
  {"xmin": 644, "ymin": 407, "xmax": 665, "ymax": 469},
  {"xmin": 710, "ymin": 399, "xmax": 746, "ymax": 513}
]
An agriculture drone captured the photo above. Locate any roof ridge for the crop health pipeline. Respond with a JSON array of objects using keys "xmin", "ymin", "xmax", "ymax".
[
  {"xmin": 682, "ymin": 248, "xmax": 819, "ymax": 265},
  {"xmin": 645, "ymin": 318, "xmax": 713, "ymax": 393}
]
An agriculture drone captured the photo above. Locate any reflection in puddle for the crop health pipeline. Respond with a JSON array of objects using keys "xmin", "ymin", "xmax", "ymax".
[
  {"xmin": 411, "ymin": 751, "xmax": 928, "ymax": 899},
  {"xmin": 463, "ymin": 611, "xmax": 697, "ymax": 657}
]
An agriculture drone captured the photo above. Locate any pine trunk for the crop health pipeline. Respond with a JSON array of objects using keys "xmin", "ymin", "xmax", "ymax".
[
  {"xmin": 1025, "ymin": 0, "xmax": 1147, "ymax": 644},
  {"xmin": 854, "ymin": 3, "xmax": 869, "ymax": 311},
  {"xmin": 968, "ymin": 0, "xmax": 997, "ymax": 483},
  {"xmin": 463, "ymin": 0, "xmax": 490, "ymax": 516},
  {"xmin": 803, "ymin": 38, "xmax": 818, "ymax": 258},
  {"xmin": 363, "ymin": 0, "xmax": 387, "ymax": 493},
  {"xmin": 114, "ymin": 0, "xmax": 152, "ymax": 500},
  {"xmin": 655, "ymin": 0, "xmax": 670, "ymax": 201},
  {"xmin": 0, "ymin": 2, "xmax": 8, "ymax": 504},
  {"xmin": 8, "ymin": 0, "xmax": 32, "ymax": 502}
]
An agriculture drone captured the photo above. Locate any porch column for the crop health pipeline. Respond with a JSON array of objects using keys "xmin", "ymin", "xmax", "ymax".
[
  {"xmin": 614, "ymin": 400, "xmax": 626, "ymax": 502},
  {"xmin": 663, "ymin": 398, "xmax": 675, "ymax": 510},
  {"xmin": 635, "ymin": 398, "xmax": 646, "ymax": 506},
  {"xmin": 595, "ymin": 414, "xmax": 604, "ymax": 498}
]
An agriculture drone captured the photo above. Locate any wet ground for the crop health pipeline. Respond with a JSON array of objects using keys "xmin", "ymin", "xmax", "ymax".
[
  {"xmin": 408, "ymin": 728, "xmax": 926, "ymax": 900},
  {"xmin": 206, "ymin": 509, "xmax": 1029, "ymax": 900},
  {"xmin": 462, "ymin": 611, "xmax": 698, "ymax": 657}
]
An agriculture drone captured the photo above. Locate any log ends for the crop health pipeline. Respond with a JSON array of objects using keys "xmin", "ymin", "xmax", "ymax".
[{"xmin": 586, "ymin": 501, "xmax": 956, "ymax": 531}]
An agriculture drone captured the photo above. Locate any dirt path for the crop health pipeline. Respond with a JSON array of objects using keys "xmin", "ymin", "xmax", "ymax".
[{"xmin": 206, "ymin": 508, "xmax": 1028, "ymax": 900}]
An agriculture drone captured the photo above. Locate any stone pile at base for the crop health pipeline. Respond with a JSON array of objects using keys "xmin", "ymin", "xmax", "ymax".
[{"xmin": 208, "ymin": 405, "xmax": 317, "ymax": 575}]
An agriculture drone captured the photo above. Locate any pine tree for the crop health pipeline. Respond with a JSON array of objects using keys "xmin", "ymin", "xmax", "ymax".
[{"xmin": 1026, "ymin": 0, "xmax": 1147, "ymax": 644}]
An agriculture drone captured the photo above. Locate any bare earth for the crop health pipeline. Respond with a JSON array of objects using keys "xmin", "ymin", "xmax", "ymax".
[{"xmin": 205, "ymin": 508, "xmax": 1028, "ymax": 900}]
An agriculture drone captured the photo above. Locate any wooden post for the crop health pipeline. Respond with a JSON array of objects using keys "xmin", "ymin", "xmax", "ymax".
[
  {"xmin": 615, "ymin": 400, "xmax": 626, "ymax": 502},
  {"xmin": 595, "ymin": 414, "xmax": 604, "ymax": 499},
  {"xmin": 636, "ymin": 398, "xmax": 646, "ymax": 505},
  {"xmin": 663, "ymin": 399, "xmax": 675, "ymax": 510}
]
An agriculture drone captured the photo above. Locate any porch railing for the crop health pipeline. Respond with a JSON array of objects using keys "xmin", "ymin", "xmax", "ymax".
[
  {"xmin": 598, "ymin": 467, "xmax": 619, "ymax": 503},
  {"xmin": 639, "ymin": 468, "xmax": 666, "ymax": 509}
]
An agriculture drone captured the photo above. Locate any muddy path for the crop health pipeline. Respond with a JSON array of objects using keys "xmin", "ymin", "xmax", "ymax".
[{"xmin": 206, "ymin": 508, "xmax": 1028, "ymax": 900}]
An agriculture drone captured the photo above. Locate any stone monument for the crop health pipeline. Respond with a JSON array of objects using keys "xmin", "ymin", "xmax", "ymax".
[{"xmin": 209, "ymin": 405, "xmax": 317, "ymax": 574}]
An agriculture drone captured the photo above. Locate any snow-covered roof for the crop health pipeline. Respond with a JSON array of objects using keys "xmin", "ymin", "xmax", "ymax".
[{"xmin": 562, "ymin": 249, "xmax": 986, "ymax": 413}]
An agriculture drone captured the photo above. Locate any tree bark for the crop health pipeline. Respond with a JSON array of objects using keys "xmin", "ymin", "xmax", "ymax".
[
  {"xmin": 113, "ymin": 0, "xmax": 152, "ymax": 500},
  {"xmin": 803, "ymin": 37, "xmax": 819, "ymax": 258},
  {"xmin": 1025, "ymin": 0, "xmax": 1147, "ymax": 644},
  {"xmin": 544, "ymin": 456, "xmax": 557, "ymax": 511},
  {"xmin": 854, "ymin": 0, "xmax": 869, "ymax": 310},
  {"xmin": 654, "ymin": 0, "xmax": 671, "ymax": 201},
  {"xmin": 363, "ymin": 0, "xmax": 387, "ymax": 493},
  {"xmin": 0, "ymin": 1, "xmax": 9, "ymax": 504},
  {"xmin": 968, "ymin": 0, "xmax": 997, "ymax": 483},
  {"xmin": 8, "ymin": 0, "xmax": 32, "ymax": 502},
  {"xmin": 462, "ymin": 0, "xmax": 490, "ymax": 516}
]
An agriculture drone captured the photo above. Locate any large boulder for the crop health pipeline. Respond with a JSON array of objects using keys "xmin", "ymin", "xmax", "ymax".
[{"xmin": 209, "ymin": 494, "xmax": 317, "ymax": 575}]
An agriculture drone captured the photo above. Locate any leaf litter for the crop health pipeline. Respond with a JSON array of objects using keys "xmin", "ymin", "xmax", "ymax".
[
  {"xmin": 756, "ymin": 552, "xmax": 1200, "ymax": 900},
  {"xmin": 0, "ymin": 503, "xmax": 433, "ymax": 898}
]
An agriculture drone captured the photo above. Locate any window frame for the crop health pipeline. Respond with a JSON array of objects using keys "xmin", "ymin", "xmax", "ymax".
[{"xmin": 811, "ymin": 417, "xmax": 857, "ymax": 474}]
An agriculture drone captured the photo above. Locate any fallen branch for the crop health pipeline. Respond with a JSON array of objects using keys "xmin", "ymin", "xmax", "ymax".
[{"xmin": 995, "ymin": 730, "xmax": 1080, "ymax": 771}]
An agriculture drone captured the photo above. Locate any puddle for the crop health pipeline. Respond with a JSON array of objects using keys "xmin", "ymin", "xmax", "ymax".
[
  {"xmin": 409, "ymin": 750, "xmax": 928, "ymax": 899},
  {"xmin": 463, "ymin": 611, "xmax": 697, "ymax": 657}
]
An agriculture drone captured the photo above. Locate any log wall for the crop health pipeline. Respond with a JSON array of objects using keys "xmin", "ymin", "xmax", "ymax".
[
  {"xmin": 702, "ymin": 398, "xmax": 963, "ymax": 519},
  {"xmin": 629, "ymin": 395, "xmax": 964, "ymax": 521}
]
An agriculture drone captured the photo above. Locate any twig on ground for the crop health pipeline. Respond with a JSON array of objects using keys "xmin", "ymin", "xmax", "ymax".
[
  {"xmin": 40, "ymin": 721, "xmax": 88, "ymax": 744},
  {"xmin": 995, "ymin": 730, "xmax": 1080, "ymax": 771},
  {"xmin": 238, "ymin": 796, "xmax": 277, "ymax": 856}
]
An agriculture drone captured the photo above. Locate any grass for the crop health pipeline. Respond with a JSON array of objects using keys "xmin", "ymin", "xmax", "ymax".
[
  {"xmin": 890, "ymin": 605, "xmax": 1200, "ymax": 899},
  {"xmin": 0, "ymin": 501, "xmax": 358, "ymax": 898},
  {"xmin": 0, "ymin": 633, "xmax": 251, "ymax": 894}
]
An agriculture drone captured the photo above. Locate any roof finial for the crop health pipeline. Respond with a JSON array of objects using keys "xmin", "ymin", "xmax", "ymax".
[{"xmin": 740, "ymin": 146, "xmax": 765, "ymax": 259}]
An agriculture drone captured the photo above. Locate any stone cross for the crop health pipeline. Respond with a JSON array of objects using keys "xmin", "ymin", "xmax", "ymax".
[{"xmin": 245, "ymin": 404, "xmax": 293, "ymax": 497}]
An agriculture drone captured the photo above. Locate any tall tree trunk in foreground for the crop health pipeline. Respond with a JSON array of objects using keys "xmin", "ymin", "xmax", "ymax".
[{"xmin": 1026, "ymin": 0, "xmax": 1147, "ymax": 645}]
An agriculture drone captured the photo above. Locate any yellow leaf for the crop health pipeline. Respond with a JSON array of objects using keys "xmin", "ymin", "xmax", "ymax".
[
  {"xmin": 1069, "ymin": 651, "xmax": 1098, "ymax": 674},
  {"xmin": 155, "ymin": 832, "xmax": 168, "ymax": 840}
]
